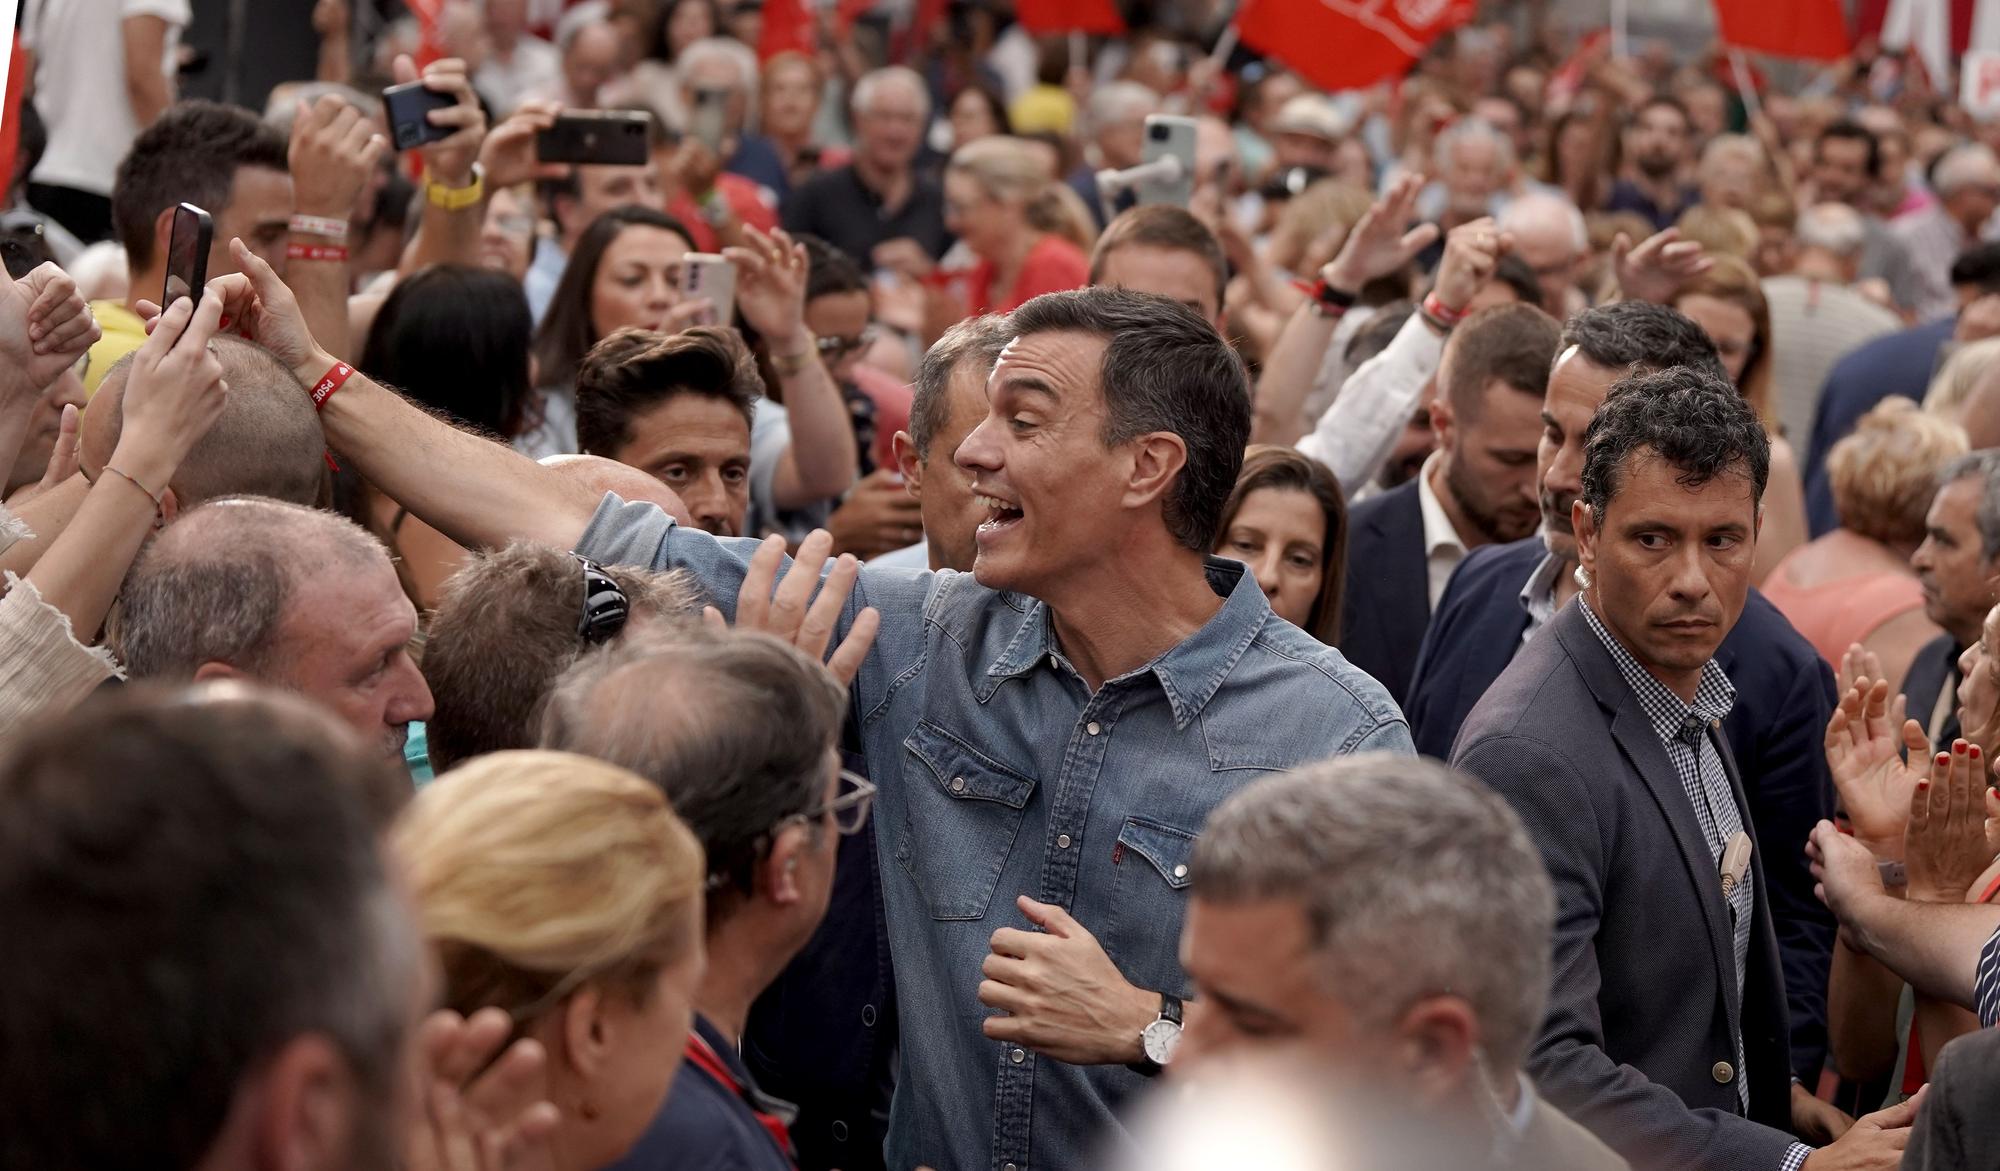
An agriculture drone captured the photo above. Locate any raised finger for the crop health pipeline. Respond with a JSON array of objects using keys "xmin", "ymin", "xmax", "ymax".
[
  {"xmin": 733, "ymin": 533, "xmax": 787, "ymax": 631},
  {"xmin": 795, "ymin": 553, "xmax": 858, "ymax": 662},
  {"xmin": 174, "ymin": 286, "xmax": 228, "ymax": 354},
  {"xmin": 980, "ymin": 951, "xmax": 1031, "ymax": 983},
  {"xmin": 143, "ymin": 294, "xmax": 197, "ymax": 358},
  {"xmin": 767, "ymin": 530, "xmax": 834, "ymax": 638},
  {"xmin": 825, "ymin": 606, "xmax": 880, "ymax": 686}
]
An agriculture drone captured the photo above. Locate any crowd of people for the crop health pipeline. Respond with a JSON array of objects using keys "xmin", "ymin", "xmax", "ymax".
[{"xmin": 9, "ymin": 0, "xmax": 2000, "ymax": 1168}]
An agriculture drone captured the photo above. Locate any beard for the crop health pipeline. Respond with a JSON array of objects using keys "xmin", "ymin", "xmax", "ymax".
[
  {"xmin": 1448, "ymin": 461, "xmax": 1539, "ymax": 545},
  {"xmin": 1637, "ymin": 151, "xmax": 1679, "ymax": 181}
]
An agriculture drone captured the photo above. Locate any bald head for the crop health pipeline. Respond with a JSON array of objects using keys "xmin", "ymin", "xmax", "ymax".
[
  {"xmin": 1498, "ymin": 193, "xmax": 1586, "ymax": 312},
  {"xmin": 87, "ymin": 337, "xmax": 325, "ymax": 508}
]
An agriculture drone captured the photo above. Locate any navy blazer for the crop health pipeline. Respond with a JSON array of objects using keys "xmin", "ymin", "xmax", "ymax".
[
  {"xmin": 1338, "ymin": 479, "xmax": 1431, "ymax": 705},
  {"xmin": 1902, "ymin": 632, "xmax": 1964, "ymax": 748},
  {"xmin": 1454, "ymin": 603, "xmax": 1799, "ymax": 1170},
  {"xmin": 1407, "ymin": 538, "xmax": 1836, "ymax": 1080},
  {"xmin": 1801, "ymin": 318, "xmax": 1953, "ymax": 535}
]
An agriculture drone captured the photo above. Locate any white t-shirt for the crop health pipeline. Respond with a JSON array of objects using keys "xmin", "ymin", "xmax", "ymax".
[{"xmin": 25, "ymin": 0, "xmax": 191, "ymax": 197}]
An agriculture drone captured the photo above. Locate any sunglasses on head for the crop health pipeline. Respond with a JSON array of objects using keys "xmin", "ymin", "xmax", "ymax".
[{"xmin": 575, "ymin": 555, "xmax": 630, "ymax": 644}]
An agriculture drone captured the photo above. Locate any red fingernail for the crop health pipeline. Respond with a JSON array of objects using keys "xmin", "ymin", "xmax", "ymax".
[
  {"xmin": 1975, "ymin": 746, "xmax": 1984, "ymax": 760},
  {"xmin": 219, "ymin": 315, "xmax": 231, "ymax": 330},
  {"xmin": 1939, "ymin": 753, "xmax": 1952, "ymax": 765}
]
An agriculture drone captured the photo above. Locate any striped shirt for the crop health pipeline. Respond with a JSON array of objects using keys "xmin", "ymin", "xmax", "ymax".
[{"xmin": 1976, "ymin": 924, "xmax": 2000, "ymax": 1028}]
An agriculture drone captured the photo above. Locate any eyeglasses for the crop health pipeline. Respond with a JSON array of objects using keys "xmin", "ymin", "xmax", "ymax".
[
  {"xmin": 815, "ymin": 326, "xmax": 879, "ymax": 361},
  {"xmin": 788, "ymin": 768, "xmax": 877, "ymax": 836},
  {"xmin": 574, "ymin": 555, "xmax": 630, "ymax": 644}
]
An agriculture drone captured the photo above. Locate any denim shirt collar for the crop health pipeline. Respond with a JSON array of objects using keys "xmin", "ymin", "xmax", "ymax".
[{"xmin": 982, "ymin": 557, "xmax": 1269, "ymax": 730}]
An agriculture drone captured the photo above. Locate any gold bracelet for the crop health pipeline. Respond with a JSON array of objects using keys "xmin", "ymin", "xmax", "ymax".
[
  {"xmin": 104, "ymin": 465, "xmax": 163, "ymax": 507},
  {"xmin": 771, "ymin": 333, "xmax": 817, "ymax": 378}
]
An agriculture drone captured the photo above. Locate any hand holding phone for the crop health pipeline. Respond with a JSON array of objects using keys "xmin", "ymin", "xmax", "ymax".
[
  {"xmin": 1137, "ymin": 115, "xmax": 1198, "ymax": 208},
  {"xmin": 691, "ymin": 88, "xmax": 731, "ymax": 155},
  {"xmin": 382, "ymin": 80, "xmax": 459, "ymax": 151},
  {"xmin": 536, "ymin": 111, "xmax": 653, "ymax": 166},
  {"xmin": 162, "ymin": 203, "xmax": 213, "ymax": 310},
  {"xmin": 681, "ymin": 254, "xmax": 737, "ymax": 326}
]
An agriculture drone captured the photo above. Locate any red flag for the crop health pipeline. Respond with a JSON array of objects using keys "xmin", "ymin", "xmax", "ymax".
[
  {"xmin": 1712, "ymin": 0, "xmax": 1850, "ymax": 61},
  {"xmin": 1234, "ymin": 0, "xmax": 1472, "ymax": 92},
  {"xmin": 0, "ymin": 38, "xmax": 26, "ymax": 197},
  {"xmin": 758, "ymin": 0, "xmax": 817, "ymax": 59},
  {"xmin": 406, "ymin": 0, "xmax": 445, "ymax": 67},
  {"xmin": 835, "ymin": 0, "xmax": 874, "ymax": 37},
  {"xmin": 1015, "ymin": 0, "xmax": 1123, "ymax": 35}
]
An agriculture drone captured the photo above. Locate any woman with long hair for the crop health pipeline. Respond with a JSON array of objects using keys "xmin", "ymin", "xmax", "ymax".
[
  {"xmin": 1669, "ymin": 254, "xmax": 1808, "ymax": 582},
  {"xmin": 939, "ymin": 136, "xmax": 1090, "ymax": 317},
  {"xmin": 527, "ymin": 206, "xmax": 703, "ymax": 458},
  {"xmin": 1213, "ymin": 446, "xmax": 1349, "ymax": 646}
]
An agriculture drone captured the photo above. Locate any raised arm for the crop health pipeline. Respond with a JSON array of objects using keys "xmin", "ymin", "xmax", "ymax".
[
  {"xmin": 731, "ymin": 228, "xmax": 861, "ymax": 508},
  {"xmin": 392, "ymin": 55, "xmax": 492, "ymax": 277},
  {"xmin": 286, "ymin": 93, "xmax": 387, "ymax": 366},
  {"xmin": 202, "ymin": 238, "xmax": 607, "ymax": 552},
  {"xmin": 1251, "ymin": 174, "xmax": 1436, "ymax": 447}
]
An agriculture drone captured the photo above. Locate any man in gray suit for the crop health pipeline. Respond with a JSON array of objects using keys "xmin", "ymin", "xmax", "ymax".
[{"xmin": 1452, "ymin": 369, "xmax": 1918, "ymax": 1171}]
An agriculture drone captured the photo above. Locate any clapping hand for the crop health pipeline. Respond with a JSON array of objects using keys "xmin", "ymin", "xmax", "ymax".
[
  {"xmin": 289, "ymin": 92, "xmax": 388, "ymax": 220},
  {"xmin": 0, "ymin": 262, "xmax": 101, "ymax": 395},
  {"xmin": 1906, "ymin": 740, "xmax": 1993, "ymax": 904},
  {"xmin": 1824, "ymin": 674, "xmax": 1931, "ymax": 860},
  {"xmin": 709, "ymin": 530, "xmax": 881, "ymax": 686}
]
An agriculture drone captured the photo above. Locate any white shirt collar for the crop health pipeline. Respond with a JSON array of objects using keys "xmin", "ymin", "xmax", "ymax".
[{"xmin": 1414, "ymin": 452, "xmax": 1470, "ymax": 560}]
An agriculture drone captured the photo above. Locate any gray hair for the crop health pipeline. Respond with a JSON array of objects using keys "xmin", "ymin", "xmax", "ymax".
[
  {"xmin": 1433, "ymin": 117, "xmax": 1514, "ymax": 174},
  {"xmin": 911, "ymin": 315, "xmax": 1008, "ymax": 461},
  {"xmin": 108, "ymin": 496, "xmax": 390, "ymax": 681},
  {"xmin": 851, "ymin": 66, "xmax": 930, "ymax": 124},
  {"xmin": 1698, "ymin": 132, "xmax": 1765, "ymax": 177},
  {"xmin": 1940, "ymin": 449, "xmax": 2000, "ymax": 561},
  {"xmin": 1190, "ymin": 755, "xmax": 1554, "ymax": 1072},
  {"xmin": 678, "ymin": 35, "xmax": 758, "ymax": 91},
  {"xmin": 1795, "ymin": 202, "xmax": 1868, "ymax": 259},
  {"xmin": 539, "ymin": 626, "xmax": 847, "ymax": 916},
  {"xmin": 1499, "ymin": 192, "xmax": 1587, "ymax": 253},
  {"xmin": 1934, "ymin": 144, "xmax": 2000, "ymax": 197},
  {"xmin": 1087, "ymin": 81, "xmax": 1160, "ymax": 138}
]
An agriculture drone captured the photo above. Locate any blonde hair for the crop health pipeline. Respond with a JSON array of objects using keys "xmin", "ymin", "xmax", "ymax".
[
  {"xmin": 1268, "ymin": 179, "xmax": 1374, "ymax": 275},
  {"xmin": 1828, "ymin": 398, "xmax": 1970, "ymax": 547},
  {"xmin": 1674, "ymin": 204, "xmax": 1758, "ymax": 259},
  {"xmin": 1028, "ymin": 181, "xmax": 1098, "ymax": 253},
  {"xmin": 1925, "ymin": 337, "xmax": 2000, "ymax": 418},
  {"xmin": 394, "ymin": 750, "xmax": 705, "ymax": 1020},
  {"xmin": 948, "ymin": 135, "xmax": 1053, "ymax": 207}
]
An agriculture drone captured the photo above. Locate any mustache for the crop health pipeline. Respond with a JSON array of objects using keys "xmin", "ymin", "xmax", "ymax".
[{"xmin": 1539, "ymin": 490, "xmax": 1575, "ymax": 533}]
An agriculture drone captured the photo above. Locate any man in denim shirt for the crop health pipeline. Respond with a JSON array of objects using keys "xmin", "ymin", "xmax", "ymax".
[{"xmin": 219, "ymin": 244, "xmax": 1412, "ymax": 1170}]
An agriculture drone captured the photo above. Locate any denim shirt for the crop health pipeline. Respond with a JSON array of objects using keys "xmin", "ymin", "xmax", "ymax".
[{"xmin": 575, "ymin": 494, "xmax": 1414, "ymax": 1171}]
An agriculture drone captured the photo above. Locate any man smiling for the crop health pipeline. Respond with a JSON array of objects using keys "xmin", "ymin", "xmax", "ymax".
[{"xmin": 199, "ymin": 248, "xmax": 1413, "ymax": 1171}]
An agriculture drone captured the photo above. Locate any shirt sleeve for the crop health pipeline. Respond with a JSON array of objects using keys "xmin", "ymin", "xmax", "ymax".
[
  {"xmin": 121, "ymin": 0, "xmax": 193, "ymax": 24},
  {"xmin": 1295, "ymin": 313, "xmax": 1443, "ymax": 497},
  {"xmin": 1780, "ymin": 1143, "xmax": 1812, "ymax": 1171},
  {"xmin": 0, "ymin": 572, "xmax": 124, "ymax": 739},
  {"xmin": 1975, "ymin": 922, "xmax": 2000, "ymax": 1027}
]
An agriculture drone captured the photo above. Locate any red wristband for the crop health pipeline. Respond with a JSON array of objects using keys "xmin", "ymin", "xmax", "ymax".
[
  {"xmin": 310, "ymin": 360, "xmax": 355, "ymax": 410},
  {"xmin": 1421, "ymin": 290, "xmax": 1469, "ymax": 327},
  {"xmin": 287, "ymin": 242, "xmax": 350, "ymax": 263}
]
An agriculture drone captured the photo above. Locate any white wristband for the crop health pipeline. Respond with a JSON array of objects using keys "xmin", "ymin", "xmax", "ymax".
[{"xmin": 289, "ymin": 214, "xmax": 350, "ymax": 241}]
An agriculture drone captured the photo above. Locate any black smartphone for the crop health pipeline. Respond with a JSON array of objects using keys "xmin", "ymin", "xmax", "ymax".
[
  {"xmin": 382, "ymin": 80, "xmax": 458, "ymax": 151},
  {"xmin": 163, "ymin": 202, "xmax": 212, "ymax": 310},
  {"xmin": 536, "ymin": 110, "xmax": 652, "ymax": 166}
]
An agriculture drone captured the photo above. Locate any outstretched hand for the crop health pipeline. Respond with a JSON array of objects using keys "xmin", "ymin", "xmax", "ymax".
[
  {"xmin": 1321, "ymin": 172, "xmax": 1439, "ymax": 296},
  {"xmin": 725, "ymin": 227, "xmax": 811, "ymax": 346},
  {"xmin": 1613, "ymin": 226, "xmax": 1711, "ymax": 305},
  {"xmin": 1906, "ymin": 739, "xmax": 1992, "ymax": 904},
  {"xmin": 139, "ymin": 238, "xmax": 327, "ymax": 386},
  {"xmin": 707, "ymin": 530, "xmax": 880, "ymax": 686}
]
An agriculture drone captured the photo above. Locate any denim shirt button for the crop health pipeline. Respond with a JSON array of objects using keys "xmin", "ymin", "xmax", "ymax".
[
  {"xmin": 831, "ymin": 1120, "xmax": 849, "ymax": 1142},
  {"xmin": 861, "ymin": 1003, "xmax": 877, "ymax": 1027},
  {"xmin": 1173, "ymin": 864, "xmax": 1188, "ymax": 879},
  {"xmin": 1004, "ymin": 1163, "xmax": 1019, "ymax": 1171},
  {"xmin": 950, "ymin": 776, "xmax": 966, "ymax": 793},
  {"xmin": 1056, "ymin": 833, "xmax": 1071, "ymax": 848},
  {"xmin": 1010, "ymin": 1047, "xmax": 1026, "ymax": 1063},
  {"xmin": 1086, "ymin": 721, "xmax": 1101, "ymax": 735}
]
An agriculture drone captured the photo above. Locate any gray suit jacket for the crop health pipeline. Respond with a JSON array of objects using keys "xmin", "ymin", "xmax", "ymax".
[
  {"xmin": 1451, "ymin": 603, "xmax": 1799, "ymax": 1171},
  {"xmin": 1902, "ymin": 1027, "xmax": 2000, "ymax": 1170}
]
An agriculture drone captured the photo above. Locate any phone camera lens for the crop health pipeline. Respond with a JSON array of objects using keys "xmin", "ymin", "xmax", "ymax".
[{"xmin": 1149, "ymin": 123, "xmax": 1170, "ymax": 142}]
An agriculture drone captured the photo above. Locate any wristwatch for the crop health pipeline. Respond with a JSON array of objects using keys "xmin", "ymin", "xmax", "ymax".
[{"xmin": 1127, "ymin": 992, "xmax": 1183, "ymax": 1077}]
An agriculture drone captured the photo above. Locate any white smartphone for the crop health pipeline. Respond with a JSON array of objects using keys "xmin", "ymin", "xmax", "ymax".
[
  {"xmin": 1137, "ymin": 114, "xmax": 1198, "ymax": 208},
  {"xmin": 681, "ymin": 253, "xmax": 737, "ymax": 326}
]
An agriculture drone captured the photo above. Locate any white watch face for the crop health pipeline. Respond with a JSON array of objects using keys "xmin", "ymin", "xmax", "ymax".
[{"xmin": 1142, "ymin": 1017, "xmax": 1183, "ymax": 1065}]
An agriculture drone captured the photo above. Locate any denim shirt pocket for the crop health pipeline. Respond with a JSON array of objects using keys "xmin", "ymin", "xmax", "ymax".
[
  {"xmin": 1103, "ymin": 816, "xmax": 1199, "ymax": 1000},
  {"xmin": 895, "ymin": 721, "xmax": 1039, "ymax": 921}
]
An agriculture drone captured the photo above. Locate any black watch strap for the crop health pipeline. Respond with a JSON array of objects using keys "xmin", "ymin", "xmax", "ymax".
[{"xmin": 1159, "ymin": 991, "xmax": 1183, "ymax": 1026}]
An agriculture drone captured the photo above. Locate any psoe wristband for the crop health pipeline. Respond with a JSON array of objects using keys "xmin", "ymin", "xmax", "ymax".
[
  {"xmin": 288, "ymin": 214, "xmax": 350, "ymax": 240},
  {"xmin": 287, "ymin": 242, "xmax": 350, "ymax": 263},
  {"xmin": 310, "ymin": 360, "xmax": 357, "ymax": 410}
]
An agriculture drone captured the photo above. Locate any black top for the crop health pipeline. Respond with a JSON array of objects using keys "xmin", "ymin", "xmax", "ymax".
[
  {"xmin": 607, "ymin": 1015, "xmax": 798, "ymax": 1171},
  {"xmin": 780, "ymin": 165, "xmax": 951, "ymax": 268}
]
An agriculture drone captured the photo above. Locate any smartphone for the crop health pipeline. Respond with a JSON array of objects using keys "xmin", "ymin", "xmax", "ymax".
[
  {"xmin": 162, "ymin": 202, "xmax": 212, "ymax": 310},
  {"xmin": 536, "ymin": 111, "xmax": 653, "ymax": 166},
  {"xmin": 1137, "ymin": 114, "xmax": 1198, "ymax": 208},
  {"xmin": 690, "ymin": 87, "xmax": 730, "ymax": 154},
  {"xmin": 382, "ymin": 80, "xmax": 457, "ymax": 151},
  {"xmin": 680, "ymin": 254, "xmax": 737, "ymax": 326}
]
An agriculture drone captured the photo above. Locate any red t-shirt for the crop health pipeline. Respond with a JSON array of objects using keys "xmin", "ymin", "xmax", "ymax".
[
  {"xmin": 963, "ymin": 233, "xmax": 1090, "ymax": 315},
  {"xmin": 667, "ymin": 174, "xmax": 779, "ymax": 253}
]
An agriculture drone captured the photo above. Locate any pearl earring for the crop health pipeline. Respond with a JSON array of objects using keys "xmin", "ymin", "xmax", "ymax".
[{"xmin": 1574, "ymin": 564, "xmax": 1593, "ymax": 590}]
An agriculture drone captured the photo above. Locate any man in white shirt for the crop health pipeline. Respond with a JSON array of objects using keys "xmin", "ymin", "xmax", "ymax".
[
  {"xmin": 1336, "ymin": 302, "xmax": 1560, "ymax": 704},
  {"xmin": 473, "ymin": 0, "xmax": 561, "ymax": 114},
  {"xmin": 23, "ymin": 0, "xmax": 189, "ymax": 243}
]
